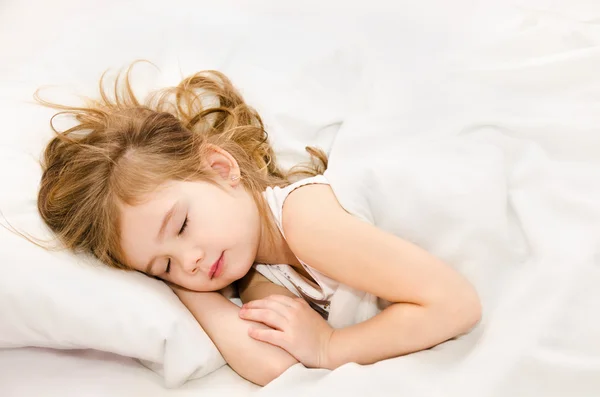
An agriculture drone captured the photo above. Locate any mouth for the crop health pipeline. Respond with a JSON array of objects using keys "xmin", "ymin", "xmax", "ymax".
[{"xmin": 209, "ymin": 252, "xmax": 225, "ymax": 279}]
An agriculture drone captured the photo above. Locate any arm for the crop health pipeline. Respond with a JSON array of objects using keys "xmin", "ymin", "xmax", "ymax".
[
  {"xmin": 238, "ymin": 267, "xmax": 299, "ymax": 302},
  {"xmin": 173, "ymin": 274, "xmax": 299, "ymax": 386},
  {"xmin": 252, "ymin": 184, "xmax": 481, "ymax": 369}
]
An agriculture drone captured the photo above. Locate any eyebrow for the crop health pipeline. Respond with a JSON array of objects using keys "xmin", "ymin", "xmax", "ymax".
[{"xmin": 144, "ymin": 202, "xmax": 178, "ymax": 274}]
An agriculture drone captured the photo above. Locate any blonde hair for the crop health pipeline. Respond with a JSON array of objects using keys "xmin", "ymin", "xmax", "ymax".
[{"xmin": 36, "ymin": 62, "xmax": 327, "ymax": 270}]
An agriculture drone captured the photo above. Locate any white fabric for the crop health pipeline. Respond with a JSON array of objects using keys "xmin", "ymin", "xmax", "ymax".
[
  {"xmin": 259, "ymin": 3, "xmax": 600, "ymax": 397},
  {"xmin": 0, "ymin": 187, "xmax": 227, "ymax": 387},
  {"xmin": 2, "ymin": 0, "xmax": 600, "ymax": 396},
  {"xmin": 0, "ymin": 347, "xmax": 257, "ymax": 397}
]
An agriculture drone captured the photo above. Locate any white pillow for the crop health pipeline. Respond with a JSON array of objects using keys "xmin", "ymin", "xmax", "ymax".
[
  {"xmin": 0, "ymin": 148, "xmax": 228, "ymax": 387},
  {"xmin": 0, "ymin": 3, "xmax": 369, "ymax": 387},
  {"xmin": 0, "ymin": 28, "xmax": 227, "ymax": 385}
]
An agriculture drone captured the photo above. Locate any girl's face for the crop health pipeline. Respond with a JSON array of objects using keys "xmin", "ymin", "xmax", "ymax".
[{"xmin": 118, "ymin": 149, "xmax": 262, "ymax": 291}]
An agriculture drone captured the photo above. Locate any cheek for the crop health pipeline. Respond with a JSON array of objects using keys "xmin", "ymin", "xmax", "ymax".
[{"xmin": 239, "ymin": 195, "xmax": 261, "ymax": 227}]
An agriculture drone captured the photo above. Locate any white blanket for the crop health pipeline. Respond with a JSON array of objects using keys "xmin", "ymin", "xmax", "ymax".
[
  {"xmin": 258, "ymin": 3, "xmax": 600, "ymax": 397},
  {"xmin": 2, "ymin": 1, "xmax": 600, "ymax": 396}
]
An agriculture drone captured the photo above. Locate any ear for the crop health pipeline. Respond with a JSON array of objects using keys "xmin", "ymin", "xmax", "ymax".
[{"xmin": 203, "ymin": 144, "xmax": 241, "ymax": 186}]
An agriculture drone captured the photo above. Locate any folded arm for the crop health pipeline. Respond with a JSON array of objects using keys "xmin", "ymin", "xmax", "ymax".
[
  {"xmin": 280, "ymin": 184, "xmax": 482, "ymax": 369},
  {"xmin": 173, "ymin": 270, "xmax": 298, "ymax": 386}
]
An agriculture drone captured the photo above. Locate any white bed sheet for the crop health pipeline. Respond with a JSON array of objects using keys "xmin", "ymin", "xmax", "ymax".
[
  {"xmin": 3, "ymin": 0, "xmax": 600, "ymax": 396},
  {"xmin": 0, "ymin": 347, "xmax": 256, "ymax": 397}
]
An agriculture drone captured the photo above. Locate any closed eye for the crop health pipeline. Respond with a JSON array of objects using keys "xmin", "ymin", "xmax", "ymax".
[
  {"xmin": 179, "ymin": 216, "xmax": 188, "ymax": 235},
  {"xmin": 164, "ymin": 216, "xmax": 188, "ymax": 274}
]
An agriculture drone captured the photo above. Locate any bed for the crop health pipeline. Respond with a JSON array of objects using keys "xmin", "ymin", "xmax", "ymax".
[
  {"xmin": 0, "ymin": 347, "xmax": 256, "ymax": 396},
  {"xmin": 2, "ymin": 0, "xmax": 600, "ymax": 396}
]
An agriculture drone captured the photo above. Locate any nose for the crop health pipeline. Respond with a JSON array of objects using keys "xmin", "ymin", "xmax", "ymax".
[{"xmin": 180, "ymin": 247, "xmax": 205, "ymax": 275}]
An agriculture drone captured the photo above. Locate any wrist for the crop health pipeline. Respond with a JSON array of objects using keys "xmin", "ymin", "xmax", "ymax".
[{"xmin": 321, "ymin": 328, "xmax": 339, "ymax": 370}]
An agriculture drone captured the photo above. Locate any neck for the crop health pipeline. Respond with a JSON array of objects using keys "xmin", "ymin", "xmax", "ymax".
[{"xmin": 254, "ymin": 218, "xmax": 299, "ymax": 266}]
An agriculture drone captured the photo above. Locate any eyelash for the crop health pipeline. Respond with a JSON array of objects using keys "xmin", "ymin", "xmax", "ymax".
[
  {"xmin": 165, "ymin": 216, "xmax": 189, "ymax": 274},
  {"xmin": 179, "ymin": 216, "xmax": 188, "ymax": 235}
]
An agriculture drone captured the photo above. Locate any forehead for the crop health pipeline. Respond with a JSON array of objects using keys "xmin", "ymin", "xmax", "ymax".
[{"xmin": 120, "ymin": 182, "xmax": 180, "ymax": 224}]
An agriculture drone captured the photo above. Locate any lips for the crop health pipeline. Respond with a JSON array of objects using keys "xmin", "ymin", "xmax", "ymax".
[{"xmin": 209, "ymin": 252, "xmax": 224, "ymax": 279}]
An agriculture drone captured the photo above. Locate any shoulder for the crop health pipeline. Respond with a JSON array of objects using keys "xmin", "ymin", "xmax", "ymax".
[
  {"xmin": 281, "ymin": 182, "xmax": 383, "ymax": 291},
  {"xmin": 264, "ymin": 175, "xmax": 331, "ymax": 226},
  {"xmin": 282, "ymin": 183, "xmax": 347, "ymax": 233},
  {"xmin": 281, "ymin": 183, "xmax": 354, "ymax": 264}
]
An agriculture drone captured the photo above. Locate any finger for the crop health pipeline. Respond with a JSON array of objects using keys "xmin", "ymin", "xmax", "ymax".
[
  {"xmin": 248, "ymin": 327, "xmax": 288, "ymax": 350},
  {"xmin": 245, "ymin": 298, "xmax": 292, "ymax": 317},
  {"xmin": 265, "ymin": 294, "xmax": 302, "ymax": 308},
  {"xmin": 239, "ymin": 308, "xmax": 288, "ymax": 331}
]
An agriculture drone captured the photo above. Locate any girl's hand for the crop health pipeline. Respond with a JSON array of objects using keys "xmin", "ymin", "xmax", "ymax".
[{"xmin": 239, "ymin": 294, "xmax": 334, "ymax": 369}]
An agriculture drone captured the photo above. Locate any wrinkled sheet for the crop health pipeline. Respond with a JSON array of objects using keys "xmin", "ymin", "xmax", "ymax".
[
  {"xmin": 2, "ymin": 0, "xmax": 600, "ymax": 396},
  {"xmin": 260, "ymin": 3, "xmax": 600, "ymax": 397}
]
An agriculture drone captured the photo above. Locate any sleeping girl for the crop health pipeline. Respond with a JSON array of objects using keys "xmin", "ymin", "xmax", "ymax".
[{"xmin": 34, "ymin": 63, "xmax": 481, "ymax": 386}]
